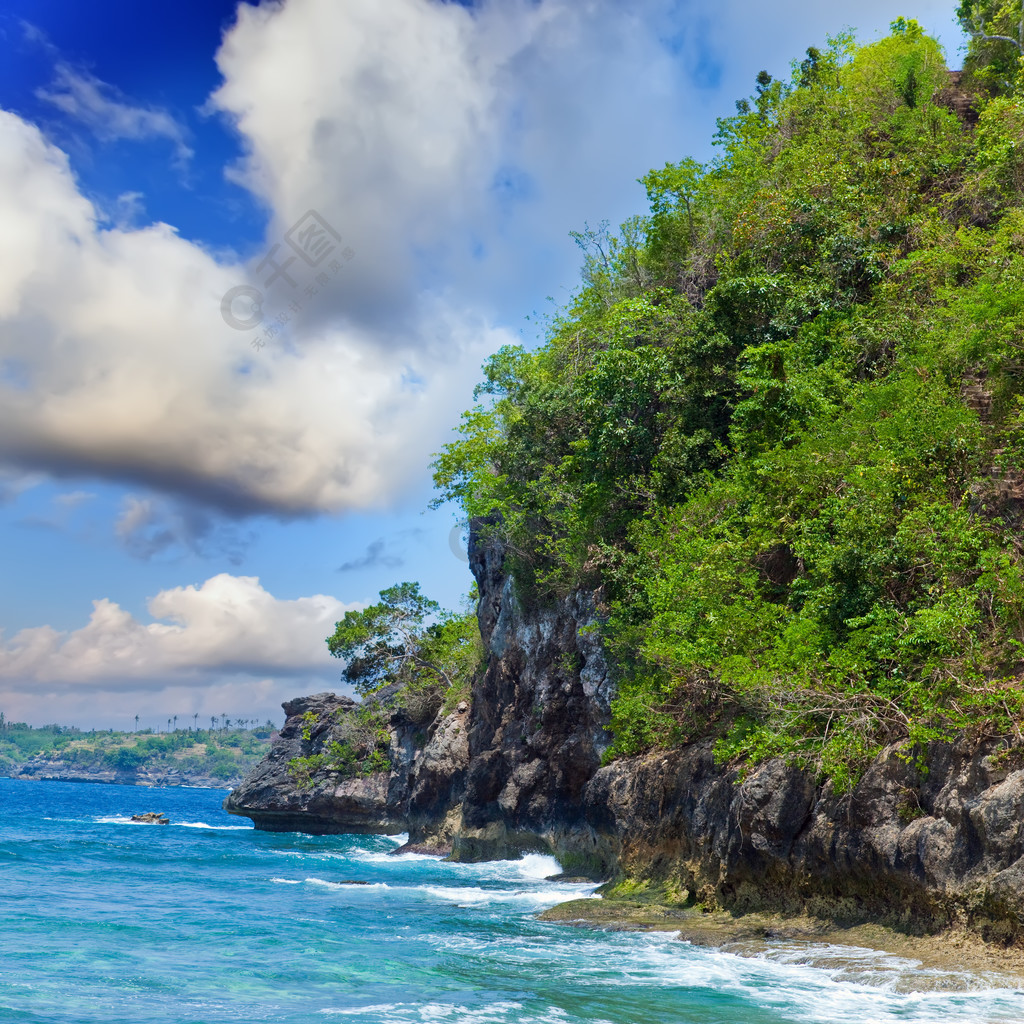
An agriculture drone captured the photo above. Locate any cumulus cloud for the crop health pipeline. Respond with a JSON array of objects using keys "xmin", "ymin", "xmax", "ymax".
[
  {"xmin": 0, "ymin": 573, "xmax": 356, "ymax": 687},
  {"xmin": 211, "ymin": 0, "xmax": 962, "ymax": 328},
  {"xmin": 0, "ymin": 111, "xmax": 506, "ymax": 515},
  {"xmin": 37, "ymin": 63, "xmax": 194, "ymax": 165},
  {"xmin": 0, "ymin": 577, "xmax": 368, "ymax": 729},
  {"xmin": 210, "ymin": 0, "xmax": 683, "ymax": 329},
  {"xmin": 0, "ymin": 0, "xmax": 963, "ymax": 523},
  {"xmin": 0, "ymin": 575, "xmax": 361, "ymax": 731}
]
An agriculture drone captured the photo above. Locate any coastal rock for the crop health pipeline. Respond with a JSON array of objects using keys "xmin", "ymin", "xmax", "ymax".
[
  {"xmin": 224, "ymin": 690, "xmax": 471, "ymax": 845},
  {"xmin": 130, "ymin": 812, "xmax": 170, "ymax": 824},
  {"xmin": 223, "ymin": 692, "xmax": 404, "ymax": 834},
  {"xmin": 576, "ymin": 738, "xmax": 1024, "ymax": 941},
  {"xmin": 452, "ymin": 517, "xmax": 613, "ymax": 862},
  {"xmin": 226, "ymin": 519, "xmax": 1024, "ymax": 944}
]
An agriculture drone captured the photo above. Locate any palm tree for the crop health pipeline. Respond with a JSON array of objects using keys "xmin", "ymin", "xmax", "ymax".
[
  {"xmin": 134, "ymin": 714, "xmax": 140, "ymax": 733},
  {"xmin": 193, "ymin": 713, "xmax": 199, "ymax": 732},
  {"xmin": 210, "ymin": 715, "xmax": 217, "ymax": 732},
  {"xmin": 222, "ymin": 713, "xmax": 229, "ymax": 731}
]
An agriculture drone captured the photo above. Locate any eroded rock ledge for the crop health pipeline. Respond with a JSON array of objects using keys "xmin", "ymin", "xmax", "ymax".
[{"xmin": 226, "ymin": 519, "xmax": 1024, "ymax": 946}]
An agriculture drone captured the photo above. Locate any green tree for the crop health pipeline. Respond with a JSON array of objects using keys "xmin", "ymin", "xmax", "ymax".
[
  {"xmin": 431, "ymin": 17, "xmax": 1024, "ymax": 786},
  {"xmin": 327, "ymin": 583, "xmax": 481, "ymax": 702},
  {"xmin": 957, "ymin": 1, "xmax": 1024, "ymax": 91}
]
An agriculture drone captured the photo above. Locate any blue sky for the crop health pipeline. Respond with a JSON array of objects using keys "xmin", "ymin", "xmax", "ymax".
[{"xmin": 0, "ymin": 0, "xmax": 963, "ymax": 729}]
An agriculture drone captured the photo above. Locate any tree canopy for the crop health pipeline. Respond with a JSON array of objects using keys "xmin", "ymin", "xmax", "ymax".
[
  {"xmin": 432, "ymin": 15, "xmax": 1024, "ymax": 786},
  {"xmin": 327, "ymin": 583, "xmax": 482, "ymax": 712}
]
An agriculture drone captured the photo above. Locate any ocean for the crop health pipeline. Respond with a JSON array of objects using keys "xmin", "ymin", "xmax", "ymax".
[{"xmin": 2, "ymin": 778, "xmax": 1024, "ymax": 1024}]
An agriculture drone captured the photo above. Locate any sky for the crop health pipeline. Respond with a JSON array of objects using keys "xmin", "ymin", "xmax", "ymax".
[{"xmin": 0, "ymin": 0, "xmax": 964, "ymax": 731}]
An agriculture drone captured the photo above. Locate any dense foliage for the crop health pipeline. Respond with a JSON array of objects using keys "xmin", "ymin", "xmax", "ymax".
[
  {"xmin": 433, "ymin": 14, "xmax": 1024, "ymax": 786},
  {"xmin": 286, "ymin": 702, "xmax": 395, "ymax": 788},
  {"xmin": 327, "ymin": 582, "xmax": 482, "ymax": 720},
  {"xmin": 300, "ymin": 585, "xmax": 484, "ymax": 786}
]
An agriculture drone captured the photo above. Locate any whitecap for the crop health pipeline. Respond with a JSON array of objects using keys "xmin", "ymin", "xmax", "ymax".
[
  {"xmin": 529, "ymin": 929, "xmax": 1024, "ymax": 1023},
  {"xmin": 350, "ymin": 849, "xmax": 444, "ymax": 864},
  {"xmin": 507, "ymin": 853, "xmax": 562, "ymax": 879},
  {"xmin": 303, "ymin": 877, "xmax": 391, "ymax": 891},
  {"xmin": 176, "ymin": 821, "xmax": 252, "ymax": 830},
  {"xmin": 319, "ymin": 1000, "xmax": 527, "ymax": 1022},
  {"xmin": 420, "ymin": 884, "xmax": 598, "ymax": 909}
]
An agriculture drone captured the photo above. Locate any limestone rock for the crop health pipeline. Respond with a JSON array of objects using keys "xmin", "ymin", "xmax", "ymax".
[{"xmin": 225, "ymin": 517, "xmax": 1024, "ymax": 944}]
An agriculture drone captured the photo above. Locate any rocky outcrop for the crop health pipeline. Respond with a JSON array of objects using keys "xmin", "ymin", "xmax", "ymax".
[
  {"xmin": 452, "ymin": 518, "xmax": 613, "ymax": 861},
  {"xmin": 579, "ymin": 737, "xmax": 1024, "ymax": 941},
  {"xmin": 224, "ymin": 691, "xmax": 471, "ymax": 845},
  {"xmin": 226, "ymin": 516, "xmax": 1024, "ymax": 944},
  {"xmin": 224, "ymin": 516, "xmax": 610, "ymax": 853}
]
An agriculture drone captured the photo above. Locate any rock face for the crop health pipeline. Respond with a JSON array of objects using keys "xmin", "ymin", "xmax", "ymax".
[
  {"xmin": 224, "ymin": 691, "xmax": 471, "ymax": 845},
  {"xmin": 452, "ymin": 518, "xmax": 613, "ymax": 861},
  {"xmin": 226, "ymin": 518, "xmax": 1024, "ymax": 943},
  {"xmin": 582, "ymin": 738, "xmax": 1024, "ymax": 941}
]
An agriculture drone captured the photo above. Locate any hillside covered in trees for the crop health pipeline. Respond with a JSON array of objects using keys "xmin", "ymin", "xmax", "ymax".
[
  {"xmin": 0, "ymin": 718, "xmax": 273, "ymax": 785},
  {"xmin": 430, "ymin": 9, "xmax": 1024, "ymax": 788}
]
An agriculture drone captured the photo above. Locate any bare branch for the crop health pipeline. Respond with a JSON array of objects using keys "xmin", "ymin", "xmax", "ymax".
[{"xmin": 968, "ymin": 7, "xmax": 1023, "ymax": 53}]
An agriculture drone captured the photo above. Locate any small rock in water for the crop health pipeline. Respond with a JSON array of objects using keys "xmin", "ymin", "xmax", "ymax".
[{"xmin": 130, "ymin": 812, "xmax": 170, "ymax": 825}]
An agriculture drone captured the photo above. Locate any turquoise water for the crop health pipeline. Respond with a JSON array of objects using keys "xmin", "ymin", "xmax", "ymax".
[{"xmin": 3, "ymin": 779, "xmax": 1024, "ymax": 1024}]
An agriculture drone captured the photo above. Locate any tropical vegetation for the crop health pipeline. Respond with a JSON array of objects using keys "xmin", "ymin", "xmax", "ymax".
[{"xmin": 431, "ymin": 7, "xmax": 1024, "ymax": 787}]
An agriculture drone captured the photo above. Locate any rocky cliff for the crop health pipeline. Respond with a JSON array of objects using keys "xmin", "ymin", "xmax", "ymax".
[
  {"xmin": 224, "ymin": 517, "xmax": 610, "ymax": 856},
  {"xmin": 226, "ymin": 519, "xmax": 1024, "ymax": 944},
  {"xmin": 224, "ymin": 689, "xmax": 470, "ymax": 844}
]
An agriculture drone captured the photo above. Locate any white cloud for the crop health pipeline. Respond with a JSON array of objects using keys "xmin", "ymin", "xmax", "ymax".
[
  {"xmin": 108, "ymin": 191, "xmax": 146, "ymax": 229},
  {"xmin": 0, "ymin": 572, "xmax": 357, "ymax": 687},
  {"xmin": 0, "ymin": 110, "xmax": 506, "ymax": 515},
  {"xmin": 0, "ymin": 0, "xmax": 965, "ymax": 523},
  {"xmin": 0, "ymin": 572, "xmax": 368, "ymax": 728},
  {"xmin": 37, "ymin": 63, "xmax": 194, "ymax": 165},
  {"xmin": 54, "ymin": 490, "xmax": 95, "ymax": 509},
  {"xmin": 0, "ymin": 470, "xmax": 44, "ymax": 505},
  {"xmin": 210, "ymin": 0, "xmax": 963, "ymax": 325},
  {"xmin": 0, "ymin": 676, "xmax": 295, "ymax": 732}
]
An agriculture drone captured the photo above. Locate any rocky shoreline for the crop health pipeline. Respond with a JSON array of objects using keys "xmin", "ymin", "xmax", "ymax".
[
  {"xmin": 6, "ymin": 759, "xmax": 238, "ymax": 788},
  {"xmin": 225, "ymin": 519, "xmax": 1024, "ymax": 952},
  {"xmin": 539, "ymin": 896, "xmax": 1024, "ymax": 983}
]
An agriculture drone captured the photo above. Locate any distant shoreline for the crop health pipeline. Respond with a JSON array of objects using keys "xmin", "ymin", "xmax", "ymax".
[{"xmin": 1, "ymin": 768, "xmax": 239, "ymax": 789}]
